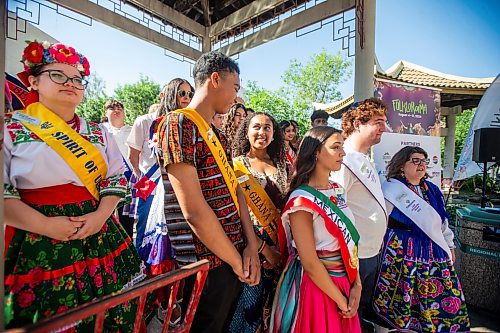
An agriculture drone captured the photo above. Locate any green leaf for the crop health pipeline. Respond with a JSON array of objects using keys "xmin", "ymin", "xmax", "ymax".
[
  {"xmin": 244, "ymin": 50, "xmax": 352, "ymax": 135},
  {"xmin": 71, "ymin": 247, "xmax": 79, "ymax": 258},
  {"xmin": 36, "ymin": 251, "xmax": 47, "ymax": 261},
  {"xmin": 113, "ymin": 74, "xmax": 161, "ymax": 125}
]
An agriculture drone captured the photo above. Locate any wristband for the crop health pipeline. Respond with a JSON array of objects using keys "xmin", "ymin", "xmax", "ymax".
[{"xmin": 257, "ymin": 240, "xmax": 266, "ymax": 254}]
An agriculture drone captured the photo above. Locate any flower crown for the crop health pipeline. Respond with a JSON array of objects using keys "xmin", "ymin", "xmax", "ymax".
[{"xmin": 21, "ymin": 40, "xmax": 90, "ymax": 77}]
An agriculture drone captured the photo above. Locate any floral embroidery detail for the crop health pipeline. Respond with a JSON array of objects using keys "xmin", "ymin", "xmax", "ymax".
[
  {"xmin": 99, "ymin": 174, "xmax": 127, "ymax": 198},
  {"xmin": 441, "ymin": 296, "xmax": 462, "ymax": 314},
  {"xmin": 373, "ymin": 232, "xmax": 470, "ymax": 332},
  {"xmin": 4, "ymin": 198, "xmax": 154, "ymax": 329},
  {"xmin": 4, "ymin": 184, "xmax": 20, "ymax": 199},
  {"xmin": 5, "ymin": 116, "xmax": 105, "ymax": 146}
]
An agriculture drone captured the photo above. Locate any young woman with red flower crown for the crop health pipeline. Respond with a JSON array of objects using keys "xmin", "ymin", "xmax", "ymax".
[{"xmin": 4, "ymin": 41, "xmax": 150, "ymax": 331}]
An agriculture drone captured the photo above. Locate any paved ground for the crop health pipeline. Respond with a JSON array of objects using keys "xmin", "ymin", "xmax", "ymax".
[
  {"xmin": 470, "ymin": 306, "xmax": 500, "ymax": 333},
  {"xmin": 145, "ymin": 305, "xmax": 500, "ymax": 333}
]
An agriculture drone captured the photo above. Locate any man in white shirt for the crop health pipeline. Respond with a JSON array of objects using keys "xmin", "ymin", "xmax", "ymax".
[
  {"xmin": 126, "ymin": 104, "xmax": 160, "ymax": 178},
  {"xmin": 103, "ymin": 99, "xmax": 134, "ymax": 237},
  {"xmin": 126, "ymin": 103, "xmax": 161, "ymax": 251},
  {"xmin": 330, "ymin": 98, "xmax": 388, "ymax": 332}
]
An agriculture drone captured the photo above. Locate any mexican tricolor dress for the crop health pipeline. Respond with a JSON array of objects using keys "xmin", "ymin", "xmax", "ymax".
[
  {"xmin": 270, "ymin": 184, "xmax": 362, "ymax": 333},
  {"xmin": 4, "ymin": 103, "xmax": 148, "ymax": 331}
]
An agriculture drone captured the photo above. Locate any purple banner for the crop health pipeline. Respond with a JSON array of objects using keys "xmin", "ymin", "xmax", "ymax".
[{"xmin": 374, "ymin": 80, "xmax": 441, "ymax": 136}]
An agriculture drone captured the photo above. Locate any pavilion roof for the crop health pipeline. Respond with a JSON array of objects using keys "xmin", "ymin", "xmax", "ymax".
[
  {"xmin": 324, "ymin": 60, "xmax": 494, "ymax": 117},
  {"xmin": 376, "ymin": 60, "xmax": 494, "ymax": 90},
  {"xmin": 150, "ymin": 0, "xmax": 309, "ymax": 44}
]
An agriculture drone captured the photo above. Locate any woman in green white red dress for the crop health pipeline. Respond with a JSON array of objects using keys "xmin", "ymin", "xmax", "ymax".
[
  {"xmin": 4, "ymin": 40, "xmax": 148, "ymax": 331},
  {"xmin": 271, "ymin": 126, "xmax": 361, "ymax": 333}
]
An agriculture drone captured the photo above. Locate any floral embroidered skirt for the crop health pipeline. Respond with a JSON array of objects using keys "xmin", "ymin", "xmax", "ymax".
[
  {"xmin": 4, "ymin": 186, "xmax": 150, "ymax": 331},
  {"xmin": 373, "ymin": 230, "xmax": 470, "ymax": 333}
]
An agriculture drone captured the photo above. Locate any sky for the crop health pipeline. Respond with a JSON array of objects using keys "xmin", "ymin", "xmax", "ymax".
[{"xmin": 7, "ymin": 0, "xmax": 500, "ymax": 100}]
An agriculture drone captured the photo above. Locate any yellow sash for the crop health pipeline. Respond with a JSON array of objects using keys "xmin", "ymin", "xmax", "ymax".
[
  {"xmin": 170, "ymin": 108, "xmax": 240, "ymax": 214},
  {"xmin": 17, "ymin": 102, "xmax": 107, "ymax": 200},
  {"xmin": 233, "ymin": 159, "xmax": 280, "ymax": 243}
]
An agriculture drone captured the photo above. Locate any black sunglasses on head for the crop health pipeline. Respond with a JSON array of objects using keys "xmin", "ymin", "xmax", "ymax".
[{"xmin": 178, "ymin": 89, "xmax": 194, "ymax": 98}]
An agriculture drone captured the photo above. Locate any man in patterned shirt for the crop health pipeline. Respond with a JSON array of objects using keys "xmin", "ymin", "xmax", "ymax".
[{"xmin": 156, "ymin": 51, "xmax": 260, "ymax": 332}]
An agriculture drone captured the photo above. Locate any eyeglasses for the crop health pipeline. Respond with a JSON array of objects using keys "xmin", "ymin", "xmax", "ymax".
[
  {"xmin": 409, "ymin": 158, "xmax": 430, "ymax": 166},
  {"xmin": 38, "ymin": 70, "xmax": 88, "ymax": 90},
  {"xmin": 178, "ymin": 89, "xmax": 194, "ymax": 99},
  {"xmin": 106, "ymin": 107, "xmax": 124, "ymax": 112}
]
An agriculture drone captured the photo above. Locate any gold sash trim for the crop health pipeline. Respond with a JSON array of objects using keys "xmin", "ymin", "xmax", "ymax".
[
  {"xmin": 18, "ymin": 102, "xmax": 107, "ymax": 200},
  {"xmin": 233, "ymin": 159, "xmax": 280, "ymax": 243},
  {"xmin": 173, "ymin": 108, "xmax": 240, "ymax": 214}
]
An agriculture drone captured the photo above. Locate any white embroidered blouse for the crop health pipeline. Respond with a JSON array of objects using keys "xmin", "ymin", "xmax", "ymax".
[{"xmin": 3, "ymin": 113, "xmax": 127, "ymax": 200}]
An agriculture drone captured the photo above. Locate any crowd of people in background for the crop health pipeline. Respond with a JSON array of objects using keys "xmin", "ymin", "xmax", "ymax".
[{"xmin": 3, "ymin": 40, "xmax": 471, "ymax": 333}]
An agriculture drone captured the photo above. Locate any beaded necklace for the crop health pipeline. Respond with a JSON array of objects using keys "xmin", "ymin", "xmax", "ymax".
[
  {"xmin": 66, "ymin": 114, "xmax": 81, "ymax": 132},
  {"xmin": 406, "ymin": 181, "xmax": 430, "ymax": 203}
]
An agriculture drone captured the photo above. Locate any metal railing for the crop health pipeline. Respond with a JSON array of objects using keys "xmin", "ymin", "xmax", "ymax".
[{"xmin": 6, "ymin": 260, "xmax": 209, "ymax": 333}]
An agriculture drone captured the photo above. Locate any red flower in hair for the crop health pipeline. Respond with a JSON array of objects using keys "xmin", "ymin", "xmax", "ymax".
[
  {"xmin": 49, "ymin": 44, "xmax": 80, "ymax": 65},
  {"xmin": 82, "ymin": 57, "xmax": 90, "ymax": 76},
  {"xmin": 21, "ymin": 40, "xmax": 91, "ymax": 79},
  {"xmin": 23, "ymin": 42, "xmax": 44, "ymax": 64}
]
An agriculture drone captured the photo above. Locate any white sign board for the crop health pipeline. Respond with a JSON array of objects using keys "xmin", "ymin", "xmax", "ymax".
[{"xmin": 373, "ymin": 132, "xmax": 442, "ymax": 187}]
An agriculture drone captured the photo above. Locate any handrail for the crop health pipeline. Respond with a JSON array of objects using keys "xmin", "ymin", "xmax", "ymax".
[{"xmin": 5, "ymin": 260, "xmax": 209, "ymax": 333}]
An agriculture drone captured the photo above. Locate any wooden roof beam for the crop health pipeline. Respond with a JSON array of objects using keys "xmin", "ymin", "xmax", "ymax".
[
  {"xmin": 200, "ymin": 0, "xmax": 211, "ymax": 27},
  {"xmin": 52, "ymin": 0, "xmax": 202, "ymax": 60},
  {"xmin": 216, "ymin": 0, "xmax": 355, "ymax": 57},
  {"xmin": 210, "ymin": 0, "xmax": 287, "ymax": 38},
  {"xmin": 124, "ymin": 0, "xmax": 206, "ymax": 36}
]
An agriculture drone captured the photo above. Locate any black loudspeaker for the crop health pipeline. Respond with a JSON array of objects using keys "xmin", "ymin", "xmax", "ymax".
[{"xmin": 473, "ymin": 128, "xmax": 500, "ymax": 162}]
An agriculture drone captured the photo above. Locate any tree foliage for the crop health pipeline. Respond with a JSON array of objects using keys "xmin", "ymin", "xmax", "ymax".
[
  {"xmin": 244, "ymin": 81, "xmax": 310, "ymax": 135},
  {"xmin": 76, "ymin": 72, "xmax": 108, "ymax": 123},
  {"xmin": 282, "ymin": 50, "xmax": 352, "ymax": 110},
  {"xmin": 114, "ymin": 75, "xmax": 161, "ymax": 124},
  {"xmin": 454, "ymin": 108, "xmax": 475, "ymax": 164},
  {"xmin": 244, "ymin": 50, "xmax": 352, "ymax": 135},
  {"xmin": 77, "ymin": 74, "xmax": 161, "ymax": 125}
]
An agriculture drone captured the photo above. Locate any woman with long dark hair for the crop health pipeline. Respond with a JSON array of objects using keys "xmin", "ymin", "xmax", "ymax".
[
  {"xmin": 279, "ymin": 120, "xmax": 298, "ymax": 176},
  {"xmin": 271, "ymin": 126, "xmax": 361, "ymax": 333},
  {"xmin": 229, "ymin": 112, "xmax": 287, "ymax": 332},
  {"xmin": 157, "ymin": 78, "xmax": 194, "ymax": 117},
  {"xmin": 133, "ymin": 77, "xmax": 194, "ymax": 328},
  {"xmin": 373, "ymin": 146, "xmax": 470, "ymax": 332},
  {"xmin": 221, "ymin": 102, "xmax": 247, "ymax": 148},
  {"xmin": 134, "ymin": 78, "xmax": 194, "ymax": 276}
]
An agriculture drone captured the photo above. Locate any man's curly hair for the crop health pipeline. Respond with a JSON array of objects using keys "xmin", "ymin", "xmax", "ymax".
[
  {"xmin": 341, "ymin": 97, "xmax": 388, "ymax": 137},
  {"xmin": 232, "ymin": 112, "xmax": 286, "ymax": 168}
]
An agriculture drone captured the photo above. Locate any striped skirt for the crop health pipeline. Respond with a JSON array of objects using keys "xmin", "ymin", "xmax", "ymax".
[{"xmin": 270, "ymin": 250, "xmax": 361, "ymax": 333}]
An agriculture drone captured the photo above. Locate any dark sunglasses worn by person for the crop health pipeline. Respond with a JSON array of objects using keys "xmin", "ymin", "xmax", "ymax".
[{"xmin": 178, "ymin": 89, "xmax": 194, "ymax": 99}]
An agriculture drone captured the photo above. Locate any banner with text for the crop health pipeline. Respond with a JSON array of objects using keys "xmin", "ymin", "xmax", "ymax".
[
  {"xmin": 373, "ymin": 132, "xmax": 441, "ymax": 187},
  {"xmin": 375, "ymin": 79, "xmax": 441, "ymax": 136}
]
